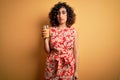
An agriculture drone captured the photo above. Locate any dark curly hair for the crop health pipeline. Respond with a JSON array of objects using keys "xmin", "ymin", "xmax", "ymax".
[{"xmin": 49, "ymin": 2, "xmax": 76, "ymax": 27}]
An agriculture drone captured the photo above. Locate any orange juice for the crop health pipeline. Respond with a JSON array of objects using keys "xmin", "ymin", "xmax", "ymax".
[{"xmin": 43, "ymin": 25, "xmax": 49, "ymax": 38}]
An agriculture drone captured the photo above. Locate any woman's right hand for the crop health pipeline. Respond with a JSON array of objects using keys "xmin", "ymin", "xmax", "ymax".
[{"xmin": 42, "ymin": 28, "xmax": 47, "ymax": 38}]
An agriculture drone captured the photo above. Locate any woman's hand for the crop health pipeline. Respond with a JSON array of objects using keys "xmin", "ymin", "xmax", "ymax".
[
  {"xmin": 42, "ymin": 29, "xmax": 47, "ymax": 38},
  {"xmin": 74, "ymin": 71, "xmax": 78, "ymax": 80}
]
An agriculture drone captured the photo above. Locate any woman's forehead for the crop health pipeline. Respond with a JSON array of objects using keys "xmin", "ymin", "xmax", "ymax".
[{"xmin": 59, "ymin": 7, "xmax": 67, "ymax": 12}]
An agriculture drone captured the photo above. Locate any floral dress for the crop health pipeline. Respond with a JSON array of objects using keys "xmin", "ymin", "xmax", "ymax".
[{"xmin": 45, "ymin": 27, "xmax": 76, "ymax": 80}]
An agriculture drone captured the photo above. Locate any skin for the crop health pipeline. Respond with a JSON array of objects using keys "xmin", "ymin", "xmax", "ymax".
[{"xmin": 42, "ymin": 7, "xmax": 79, "ymax": 79}]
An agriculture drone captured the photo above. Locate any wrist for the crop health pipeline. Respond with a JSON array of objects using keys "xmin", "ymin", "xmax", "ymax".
[{"xmin": 44, "ymin": 37, "xmax": 49, "ymax": 40}]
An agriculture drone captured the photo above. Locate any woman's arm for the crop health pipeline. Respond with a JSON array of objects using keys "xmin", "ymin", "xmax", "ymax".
[
  {"xmin": 73, "ymin": 30, "xmax": 79, "ymax": 78},
  {"xmin": 44, "ymin": 38, "xmax": 50, "ymax": 53},
  {"xmin": 42, "ymin": 27, "xmax": 51, "ymax": 54}
]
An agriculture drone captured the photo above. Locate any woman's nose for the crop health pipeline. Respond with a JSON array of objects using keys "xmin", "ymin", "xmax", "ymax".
[{"xmin": 59, "ymin": 13, "xmax": 62, "ymax": 17}]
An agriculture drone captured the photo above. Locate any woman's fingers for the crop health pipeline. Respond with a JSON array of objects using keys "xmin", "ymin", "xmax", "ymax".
[
  {"xmin": 42, "ymin": 30, "xmax": 47, "ymax": 34},
  {"xmin": 42, "ymin": 29, "xmax": 47, "ymax": 37}
]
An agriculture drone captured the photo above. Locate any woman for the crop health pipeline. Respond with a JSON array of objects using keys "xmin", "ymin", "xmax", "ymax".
[{"xmin": 42, "ymin": 2, "xmax": 79, "ymax": 80}]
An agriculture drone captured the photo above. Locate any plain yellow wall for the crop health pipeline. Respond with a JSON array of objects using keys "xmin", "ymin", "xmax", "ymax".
[{"xmin": 0, "ymin": 0, "xmax": 120, "ymax": 80}]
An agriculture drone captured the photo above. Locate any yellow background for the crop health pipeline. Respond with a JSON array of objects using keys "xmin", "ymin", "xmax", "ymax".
[{"xmin": 0, "ymin": 0, "xmax": 120, "ymax": 80}]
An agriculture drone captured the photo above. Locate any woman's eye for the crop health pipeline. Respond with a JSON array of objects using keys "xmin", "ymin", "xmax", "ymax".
[
  {"xmin": 62, "ymin": 11, "xmax": 66, "ymax": 14},
  {"xmin": 57, "ymin": 10, "xmax": 66, "ymax": 15}
]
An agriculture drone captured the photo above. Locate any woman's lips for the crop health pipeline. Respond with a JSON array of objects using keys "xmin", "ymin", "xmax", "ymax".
[{"xmin": 59, "ymin": 19, "xmax": 64, "ymax": 21}]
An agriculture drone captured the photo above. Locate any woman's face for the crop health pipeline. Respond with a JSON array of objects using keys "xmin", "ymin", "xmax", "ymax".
[{"xmin": 57, "ymin": 7, "xmax": 67, "ymax": 25}]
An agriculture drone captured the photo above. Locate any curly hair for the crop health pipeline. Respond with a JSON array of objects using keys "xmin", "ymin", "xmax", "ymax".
[{"xmin": 49, "ymin": 2, "xmax": 76, "ymax": 27}]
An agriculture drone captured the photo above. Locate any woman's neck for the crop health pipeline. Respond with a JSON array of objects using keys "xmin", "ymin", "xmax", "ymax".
[{"xmin": 58, "ymin": 24, "xmax": 67, "ymax": 29}]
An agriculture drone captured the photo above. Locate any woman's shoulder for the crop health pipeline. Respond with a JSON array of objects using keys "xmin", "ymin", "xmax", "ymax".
[
  {"xmin": 69, "ymin": 26, "xmax": 77, "ymax": 36},
  {"xmin": 69, "ymin": 26, "xmax": 76, "ymax": 31},
  {"xmin": 49, "ymin": 26, "xmax": 56, "ymax": 32}
]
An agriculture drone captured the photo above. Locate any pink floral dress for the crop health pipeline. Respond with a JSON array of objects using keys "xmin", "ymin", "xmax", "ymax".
[{"xmin": 45, "ymin": 27, "xmax": 76, "ymax": 80}]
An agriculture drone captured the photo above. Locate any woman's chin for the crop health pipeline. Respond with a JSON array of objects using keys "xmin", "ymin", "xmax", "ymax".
[{"xmin": 59, "ymin": 22, "xmax": 66, "ymax": 25}]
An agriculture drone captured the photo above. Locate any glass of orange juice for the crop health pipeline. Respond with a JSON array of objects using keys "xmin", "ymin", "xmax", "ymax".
[{"xmin": 42, "ymin": 25, "xmax": 49, "ymax": 38}]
